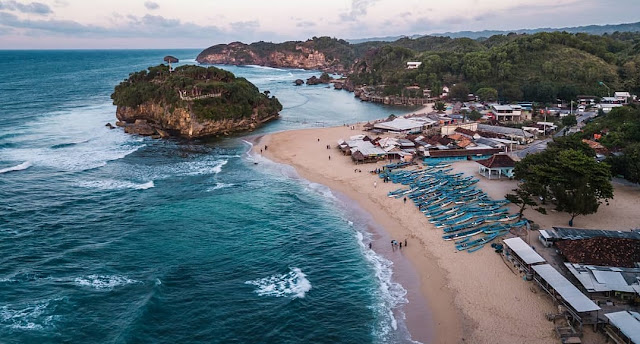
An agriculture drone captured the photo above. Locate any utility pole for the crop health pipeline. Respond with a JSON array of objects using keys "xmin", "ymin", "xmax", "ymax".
[{"xmin": 598, "ymin": 81, "xmax": 611, "ymax": 97}]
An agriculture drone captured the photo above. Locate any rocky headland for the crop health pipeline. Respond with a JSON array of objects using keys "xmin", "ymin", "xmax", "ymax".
[
  {"xmin": 196, "ymin": 37, "xmax": 355, "ymax": 74},
  {"xmin": 111, "ymin": 64, "xmax": 282, "ymax": 139}
]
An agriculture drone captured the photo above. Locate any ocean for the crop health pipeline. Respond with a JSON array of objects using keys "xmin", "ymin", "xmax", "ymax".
[{"xmin": 0, "ymin": 50, "xmax": 420, "ymax": 343}]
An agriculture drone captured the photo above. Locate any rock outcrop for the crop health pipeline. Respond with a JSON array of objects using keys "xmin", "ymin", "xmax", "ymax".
[
  {"xmin": 196, "ymin": 37, "xmax": 354, "ymax": 74},
  {"xmin": 116, "ymin": 102, "xmax": 278, "ymax": 139},
  {"xmin": 111, "ymin": 64, "xmax": 282, "ymax": 139}
]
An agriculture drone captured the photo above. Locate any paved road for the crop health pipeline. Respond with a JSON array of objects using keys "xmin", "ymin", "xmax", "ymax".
[
  {"xmin": 514, "ymin": 138, "xmax": 552, "ymax": 158},
  {"xmin": 515, "ymin": 111, "xmax": 599, "ymax": 158}
]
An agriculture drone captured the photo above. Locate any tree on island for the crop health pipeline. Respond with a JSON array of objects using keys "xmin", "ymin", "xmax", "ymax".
[
  {"xmin": 514, "ymin": 144, "xmax": 613, "ymax": 226},
  {"xmin": 434, "ymin": 101, "xmax": 446, "ymax": 112}
]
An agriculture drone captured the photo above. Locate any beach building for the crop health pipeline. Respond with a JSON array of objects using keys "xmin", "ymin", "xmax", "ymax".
[
  {"xmin": 538, "ymin": 227, "xmax": 640, "ymax": 247},
  {"xmin": 577, "ymin": 95, "xmax": 598, "ymax": 106},
  {"xmin": 615, "ymin": 92, "xmax": 632, "ymax": 103},
  {"xmin": 476, "ymin": 124, "xmax": 534, "ymax": 144},
  {"xmin": 373, "ymin": 118, "xmax": 431, "ymax": 134},
  {"xmin": 338, "ymin": 137, "xmax": 387, "ymax": 163},
  {"xmin": 531, "ymin": 264, "xmax": 601, "ymax": 326},
  {"xmin": 476, "ymin": 153, "xmax": 516, "ymax": 179},
  {"xmin": 406, "ymin": 61, "xmax": 422, "ymax": 69},
  {"xmin": 564, "ymin": 263, "xmax": 640, "ymax": 303},
  {"xmin": 503, "ymin": 237, "xmax": 546, "ymax": 276},
  {"xmin": 603, "ymin": 310, "xmax": 640, "ymax": 344},
  {"xmin": 490, "ymin": 104, "xmax": 522, "ymax": 122}
]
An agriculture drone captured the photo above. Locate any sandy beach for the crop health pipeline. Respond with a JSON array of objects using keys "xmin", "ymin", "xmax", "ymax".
[{"xmin": 253, "ymin": 118, "xmax": 640, "ymax": 343}]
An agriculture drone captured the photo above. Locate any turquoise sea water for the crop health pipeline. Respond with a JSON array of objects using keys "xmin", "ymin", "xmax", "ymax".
[{"xmin": 0, "ymin": 50, "xmax": 420, "ymax": 343}]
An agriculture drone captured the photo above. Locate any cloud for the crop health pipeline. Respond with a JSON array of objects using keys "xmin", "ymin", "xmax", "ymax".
[
  {"xmin": 144, "ymin": 1, "xmax": 159, "ymax": 10},
  {"xmin": 340, "ymin": 0, "xmax": 381, "ymax": 21},
  {"xmin": 230, "ymin": 20, "xmax": 259, "ymax": 32},
  {"xmin": 0, "ymin": 0, "xmax": 52, "ymax": 15},
  {"xmin": 296, "ymin": 21, "xmax": 316, "ymax": 28},
  {"xmin": 0, "ymin": 11, "xmax": 284, "ymax": 46}
]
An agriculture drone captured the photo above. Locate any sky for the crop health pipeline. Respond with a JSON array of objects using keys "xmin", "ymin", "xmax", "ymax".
[{"xmin": 1, "ymin": 0, "xmax": 639, "ymax": 49}]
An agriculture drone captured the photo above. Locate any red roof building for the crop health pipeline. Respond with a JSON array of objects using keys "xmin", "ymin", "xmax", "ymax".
[{"xmin": 476, "ymin": 153, "xmax": 516, "ymax": 179}]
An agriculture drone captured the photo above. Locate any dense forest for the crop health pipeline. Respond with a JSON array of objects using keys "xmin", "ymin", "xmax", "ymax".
[
  {"xmin": 347, "ymin": 31, "xmax": 640, "ymax": 102},
  {"xmin": 111, "ymin": 64, "xmax": 282, "ymax": 120}
]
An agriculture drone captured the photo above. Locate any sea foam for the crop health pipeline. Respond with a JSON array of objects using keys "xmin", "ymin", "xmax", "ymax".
[
  {"xmin": 0, "ymin": 299, "xmax": 59, "ymax": 330},
  {"xmin": 77, "ymin": 179, "xmax": 154, "ymax": 190},
  {"xmin": 245, "ymin": 267, "xmax": 311, "ymax": 299},
  {"xmin": 73, "ymin": 275, "xmax": 140, "ymax": 290},
  {"xmin": 0, "ymin": 161, "xmax": 31, "ymax": 174}
]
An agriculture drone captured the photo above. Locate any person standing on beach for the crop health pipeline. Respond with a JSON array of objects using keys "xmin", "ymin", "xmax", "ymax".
[
  {"xmin": 374, "ymin": 181, "xmax": 377, "ymax": 188},
  {"xmin": 403, "ymin": 197, "xmax": 407, "ymax": 204},
  {"xmin": 404, "ymin": 239, "xmax": 407, "ymax": 247},
  {"xmin": 399, "ymin": 242, "xmax": 402, "ymax": 249},
  {"xmin": 329, "ymin": 155, "xmax": 331, "ymax": 160}
]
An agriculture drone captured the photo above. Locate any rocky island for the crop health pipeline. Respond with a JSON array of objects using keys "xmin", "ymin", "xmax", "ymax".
[{"xmin": 111, "ymin": 64, "xmax": 282, "ymax": 139}]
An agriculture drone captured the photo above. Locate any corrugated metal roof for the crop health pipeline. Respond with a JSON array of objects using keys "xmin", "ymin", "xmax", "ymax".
[
  {"xmin": 503, "ymin": 237, "xmax": 546, "ymax": 265},
  {"xmin": 532, "ymin": 264, "xmax": 601, "ymax": 312},
  {"xmin": 477, "ymin": 124, "xmax": 534, "ymax": 138},
  {"xmin": 605, "ymin": 311, "xmax": 640, "ymax": 343},
  {"xmin": 374, "ymin": 118, "xmax": 424, "ymax": 131},
  {"xmin": 549, "ymin": 227, "xmax": 640, "ymax": 241}
]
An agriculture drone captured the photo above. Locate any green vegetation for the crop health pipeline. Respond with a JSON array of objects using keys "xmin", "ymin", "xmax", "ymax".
[
  {"xmin": 111, "ymin": 64, "xmax": 282, "ymax": 121},
  {"xmin": 347, "ymin": 31, "xmax": 640, "ymax": 102},
  {"xmin": 581, "ymin": 105, "xmax": 640, "ymax": 183},
  {"xmin": 198, "ymin": 32, "xmax": 640, "ymax": 102},
  {"xmin": 505, "ymin": 185, "xmax": 537, "ymax": 220},
  {"xmin": 513, "ymin": 136, "xmax": 613, "ymax": 225}
]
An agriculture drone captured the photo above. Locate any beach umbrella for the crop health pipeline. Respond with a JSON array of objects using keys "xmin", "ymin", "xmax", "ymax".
[{"xmin": 164, "ymin": 55, "xmax": 179, "ymax": 71}]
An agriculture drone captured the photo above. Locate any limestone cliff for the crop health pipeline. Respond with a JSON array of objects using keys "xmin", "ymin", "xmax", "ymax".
[
  {"xmin": 116, "ymin": 102, "xmax": 277, "ymax": 138},
  {"xmin": 196, "ymin": 37, "xmax": 356, "ymax": 74}
]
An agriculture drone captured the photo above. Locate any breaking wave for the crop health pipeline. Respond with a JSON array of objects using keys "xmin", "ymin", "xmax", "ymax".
[
  {"xmin": 77, "ymin": 179, "xmax": 154, "ymax": 190},
  {"xmin": 245, "ymin": 267, "xmax": 311, "ymax": 299},
  {"xmin": 73, "ymin": 275, "xmax": 141, "ymax": 290},
  {"xmin": 0, "ymin": 161, "xmax": 31, "ymax": 174}
]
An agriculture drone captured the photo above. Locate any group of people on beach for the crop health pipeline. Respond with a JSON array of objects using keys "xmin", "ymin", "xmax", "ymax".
[{"xmin": 391, "ymin": 239, "xmax": 408, "ymax": 250}]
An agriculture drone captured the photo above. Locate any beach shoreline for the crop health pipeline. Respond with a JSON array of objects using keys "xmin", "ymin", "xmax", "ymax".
[{"xmin": 250, "ymin": 126, "xmax": 466, "ymax": 344}]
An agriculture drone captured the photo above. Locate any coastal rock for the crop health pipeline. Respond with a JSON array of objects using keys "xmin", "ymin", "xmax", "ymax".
[
  {"xmin": 105, "ymin": 122, "xmax": 115, "ymax": 129},
  {"xmin": 112, "ymin": 64, "xmax": 282, "ymax": 139},
  {"xmin": 294, "ymin": 79, "xmax": 304, "ymax": 86},
  {"xmin": 123, "ymin": 119, "xmax": 156, "ymax": 136},
  {"xmin": 116, "ymin": 102, "xmax": 278, "ymax": 139},
  {"xmin": 195, "ymin": 38, "xmax": 351, "ymax": 74},
  {"xmin": 306, "ymin": 76, "xmax": 320, "ymax": 85}
]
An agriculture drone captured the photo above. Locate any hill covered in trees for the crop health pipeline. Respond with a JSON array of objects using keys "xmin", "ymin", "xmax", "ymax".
[
  {"xmin": 111, "ymin": 64, "xmax": 282, "ymax": 138},
  {"xmin": 198, "ymin": 31, "xmax": 640, "ymax": 102}
]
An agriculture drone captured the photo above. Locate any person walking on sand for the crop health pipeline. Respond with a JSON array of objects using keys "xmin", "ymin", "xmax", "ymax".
[
  {"xmin": 404, "ymin": 239, "xmax": 407, "ymax": 247},
  {"xmin": 329, "ymin": 155, "xmax": 331, "ymax": 160},
  {"xmin": 403, "ymin": 197, "xmax": 407, "ymax": 204},
  {"xmin": 374, "ymin": 181, "xmax": 377, "ymax": 188},
  {"xmin": 399, "ymin": 242, "xmax": 402, "ymax": 249}
]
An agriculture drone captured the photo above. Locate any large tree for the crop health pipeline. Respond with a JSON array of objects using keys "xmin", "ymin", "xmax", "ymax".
[
  {"xmin": 475, "ymin": 87, "xmax": 498, "ymax": 102},
  {"xmin": 514, "ymin": 147, "xmax": 613, "ymax": 226}
]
